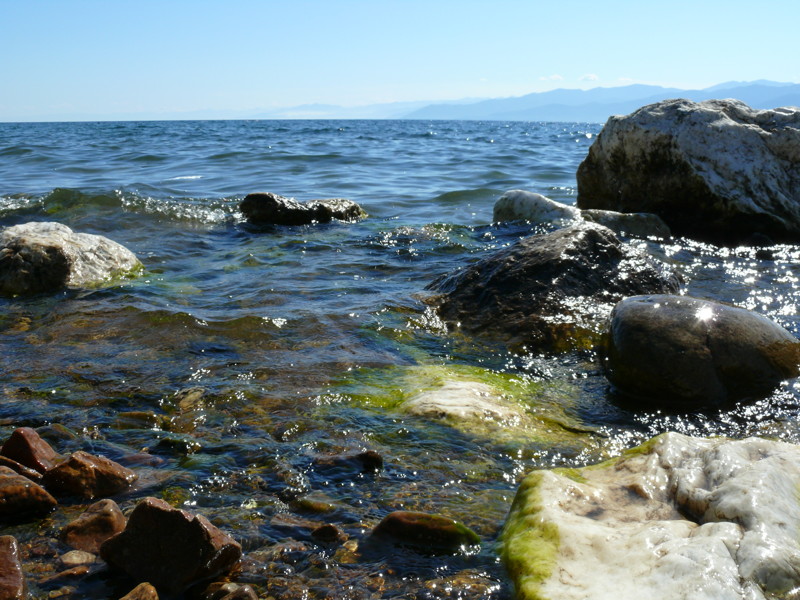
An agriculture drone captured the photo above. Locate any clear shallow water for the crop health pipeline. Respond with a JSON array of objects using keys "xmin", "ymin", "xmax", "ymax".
[{"xmin": 1, "ymin": 120, "xmax": 799, "ymax": 599}]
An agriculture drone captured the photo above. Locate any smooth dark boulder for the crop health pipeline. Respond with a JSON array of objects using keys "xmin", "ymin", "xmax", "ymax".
[
  {"xmin": 61, "ymin": 498, "xmax": 127, "ymax": 553},
  {"xmin": 43, "ymin": 451, "xmax": 137, "ymax": 499},
  {"xmin": 1, "ymin": 427, "xmax": 60, "ymax": 474},
  {"xmin": 371, "ymin": 510, "xmax": 480, "ymax": 554},
  {"xmin": 0, "ymin": 466, "xmax": 57, "ymax": 520},
  {"xmin": 240, "ymin": 192, "xmax": 366, "ymax": 225},
  {"xmin": 427, "ymin": 222, "xmax": 680, "ymax": 352},
  {"xmin": 0, "ymin": 536, "xmax": 26, "ymax": 600},
  {"xmin": 0, "ymin": 222, "xmax": 141, "ymax": 295},
  {"xmin": 577, "ymin": 99, "xmax": 800, "ymax": 245},
  {"xmin": 100, "ymin": 497, "xmax": 242, "ymax": 595},
  {"xmin": 603, "ymin": 295, "xmax": 800, "ymax": 408}
]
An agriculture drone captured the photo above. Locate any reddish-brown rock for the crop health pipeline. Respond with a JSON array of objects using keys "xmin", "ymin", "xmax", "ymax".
[
  {"xmin": 61, "ymin": 498, "xmax": 127, "ymax": 553},
  {"xmin": 0, "ymin": 466, "xmax": 57, "ymax": 520},
  {"xmin": 0, "ymin": 535, "xmax": 26, "ymax": 600},
  {"xmin": 0, "ymin": 456, "xmax": 43, "ymax": 481},
  {"xmin": 0, "ymin": 427, "xmax": 59, "ymax": 473},
  {"xmin": 42, "ymin": 451, "xmax": 137, "ymax": 499},
  {"xmin": 100, "ymin": 497, "xmax": 242, "ymax": 595},
  {"xmin": 119, "ymin": 582, "xmax": 159, "ymax": 600}
]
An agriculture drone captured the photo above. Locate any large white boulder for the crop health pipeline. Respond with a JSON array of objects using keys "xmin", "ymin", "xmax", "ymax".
[
  {"xmin": 0, "ymin": 222, "xmax": 140, "ymax": 295},
  {"xmin": 502, "ymin": 432, "xmax": 800, "ymax": 600},
  {"xmin": 576, "ymin": 99, "xmax": 800, "ymax": 245}
]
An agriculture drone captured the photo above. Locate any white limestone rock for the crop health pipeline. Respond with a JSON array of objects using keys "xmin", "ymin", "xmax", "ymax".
[
  {"xmin": 501, "ymin": 432, "xmax": 800, "ymax": 600},
  {"xmin": 0, "ymin": 222, "xmax": 140, "ymax": 295},
  {"xmin": 577, "ymin": 99, "xmax": 800, "ymax": 245}
]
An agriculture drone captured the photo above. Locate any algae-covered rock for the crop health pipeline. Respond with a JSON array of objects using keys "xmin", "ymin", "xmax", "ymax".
[
  {"xmin": 371, "ymin": 510, "xmax": 480, "ymax": 554},
  {"xmin": 501, "ymin": 432, "xmax": 800, "ymax": 600}
]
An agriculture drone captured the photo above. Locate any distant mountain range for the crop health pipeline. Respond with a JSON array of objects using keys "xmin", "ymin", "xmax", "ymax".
[{"xmin": 261, "ymin": 80, "xmax": 800, "ymax": 122}]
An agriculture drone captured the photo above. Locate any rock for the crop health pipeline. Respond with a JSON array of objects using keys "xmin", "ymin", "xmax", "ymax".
[
  {"xmin": 576, "ymin": 99, "xmax": 800, "ymax": 245},
  {"xmin": 493, "ymin": 189, "xmax": 671, "ymax": 239},
  {"xmin": 403, "ymin": 379, "xmax": 528, "ymax": 423},
  {"xmin": 61, "ymin": 499, "xmax": 127, "ymax": 553},
  {"xmin": 0, "ymin": 456, "xmax": 43, "ymax": 482},
  {"xmin": 312, "ymin": 449, "xmax": 384, "ymax": 477},
  {"xmin": 427, "ymin": 222, "xmax": 680, "ymax": 352},
  {"xmin": 119, "ymin": 582, "xmax": 159, "ymax": 600},
  {"xmin": 311, "ymin": 523, "xmax": 348, "ymax": 544},
  {"xmin": 43, "ymin": 451, "xmax": 137, "ymax": 499},
  {"xmin": 0, "ymin": 536, "xmax": 26, "ymax": 600},
  {"xmin": 0, "ymin": 222, "xmax": 140, "ymax": 295},
  {"xmin": 99, "ymin": 496, "xmax": 242, "ymax": 595},
  {"xmin": 502, "ymin": 432, "xmax": 800, "ymax": 600},
  {"xmin": 603, "ymin": 295, "xmax": 800, "ymax": 408},
  {"xmin": 200, "ymin": 582, "xmax": 258, "ymax": 600},
  {"xmin": 59, "ymin": 550, "xmax": 96, "ymax": 567},
  {"xmin": 0, "ymin": 466, "xmax": 58, "ymax": 520},
  {"xmin": 240, "ymin": 192, "xmax": 366, "ymax": 225},
  {"xmin": 1, "ymin": 426, "xmax": 60, "ymax": 474},
  {"xmin": 371, "ymin": 510, "xmax": 480, "ymax": 555}
]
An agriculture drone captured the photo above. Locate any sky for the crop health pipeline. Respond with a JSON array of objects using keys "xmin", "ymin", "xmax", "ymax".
[{"xmin": 1, "ymin": 0, "xmax": 799, "ymax": 121}]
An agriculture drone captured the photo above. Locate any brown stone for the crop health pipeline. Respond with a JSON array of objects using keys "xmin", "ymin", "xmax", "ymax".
[
  {"xmin": 61, "ymin": 499, "xmax": 127, "ymax": 553},
  {"xmin": 0, "ymin": 535, "xmax": 26, "ymax": 600},
  {"xmin": 0, "ymin": 456, "xmax": 43, "ymax": 481},
  {"xmin": 0, "ymin": 466, "xmax": 57, "ymax": 520},
  {"xmin": 119, "ymin": 582, "xmax": 159, "ymax": 600},
  {"xmin": 311, "ymin": 523, "xmax": 348, "ymax": 544},
  {"xmin": 0, "ymin": 427, "xmax": 59, "ymax": 473},
  {"xmin": 371, "ymin": 511, "xmax": 480, "ymax": 554},
  {"xmin": 200, "ymin": 582, "xmax": 258, "ymax": 600},
  {"xmin": 100, "ymin": 497, "xmax": 242, "ymax": 595},
  {"xmin": 42, "ymin": 451, "xmax": 137, "ymax": 499}
]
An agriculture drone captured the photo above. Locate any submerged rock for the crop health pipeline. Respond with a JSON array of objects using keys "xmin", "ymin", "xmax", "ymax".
[
  {"xmin": 371, "ymin": 510, "xmax": 480, "ymax": 554},
  {"xmin": 240, "ymin": 192, "xmax": 366, "ymax": 225},
  {"xmin": 100, "ymin": 496, "xmax": 242, "ymax": 595},
  {"xmin": 61, "ymin": 498, "xmax": 127, "ymax": 553},
  {"xmin": 1, "ymin": 426, "xmax": 60, "ymax": 474},
  {"xmin": 119, "ymin": 582, "xmax": 159, "ymax": 600},
  {"xmin": 603, "ymin": 295, "xmax": 800, "ymax": 408},
  {"xmin": 493, "ymin": 189, "xmax": 670, "ymax": 239},
  {"xmin": 502, "ymin": 432, "xmax": 800, "ymax": 600},
  {"xmin": 576, "ymin": 99, "xmax": 800, "ymax": 245},
  {"xmin": 427, "ymin": 222, "xmax": 680, "ymax": 352},
  {"xmin": 0, "ymin": 466, "xmax": 57, "ymax": 520},
  {"xmin": 43, "ymin": 451, "xmax": 137, "ymax": 499},
  {"xmin": 0, "ymin": 221, "xmax": 141, "ymax": 295},
  {"xmin": 0, "ymin": 536, "xmax": 26, "ymax": 600}
]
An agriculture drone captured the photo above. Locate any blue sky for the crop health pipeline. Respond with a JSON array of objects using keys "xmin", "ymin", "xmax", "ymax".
[{"xmin": 2, "ymin": 0, "xmax": 798, "ymax": 121}]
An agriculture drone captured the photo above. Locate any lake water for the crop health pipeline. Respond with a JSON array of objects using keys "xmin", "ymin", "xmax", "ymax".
[{"xmin": 1, "ymin": 119, "xmax": 799, "ymax": 598}]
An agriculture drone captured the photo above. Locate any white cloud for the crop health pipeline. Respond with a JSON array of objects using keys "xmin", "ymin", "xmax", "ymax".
[
  {"xmin": 539, "ymin": 74, "xmax": 564, "ymax": 82},
  {"xmin": 580, "ymin": 74, "xmax": 599, "ymax": 82}
]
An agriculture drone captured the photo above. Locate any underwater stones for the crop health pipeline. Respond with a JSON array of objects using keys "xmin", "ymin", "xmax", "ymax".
[
  {"xmin": 0, "ymin": 536, "xmax": 26, "ymax": 600},
  {"xmin": 0, "ymin": 466, "xmax": 57, "ymax": 520},
  {"xmin": 493, "ymin": 189, "xmax": 671, "ymax": 239},
  {"xmin": 502, "ymin": 432, "xmax": 800, "ymax": 600},
  {"xmin": 1, "ymin": 426, "xmax": 60, "ymax": 474},
  {"xmin": 61, "ymin": 499, "xmax": 127, "ymax": 553},
  {"xmin": 371, "ymin": 510, "xmax": 480, "ymax": 554},
  {"xmin": 42, "ymin": 451, "xmax": 138, "ymax": 499},
  {"xmin": 312, "ymin": 449, "xmax": 384, "ymax": 477},
  {"xmin": 403, "ymin": 379, "xmax": 525, "ymax": 423},
  {"xmin": 0, "ymin": 221, "xmax": 140, "ymax": 295},
  {"xmin": 119, "ymin": 582, "xmax": 159, "ymax": 600},
  {"xmin": 240, "ymin": 192, "xmax": 366, "ymax": 225},
  {"xmin": 604, "ymin": 295, "xmax": 800, "ymax": 408},
  {"xmin": 576, "ymin": 99, "xmax": 800, "ymax": 245},
  {"xmin": 100, "ymin": 496, "xmax": 242, "ymax": 595},
  {"xmin": 427, "ymin": 222, "xmax": 679, "ymax": 352}
]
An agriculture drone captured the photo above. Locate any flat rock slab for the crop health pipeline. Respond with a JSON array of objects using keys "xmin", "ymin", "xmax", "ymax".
[
  {"xmin": 0, "ymin": 221, "xmax": 140, "ymax": 295},
  {"xmin": 604, "ymin": 295, "xmax": 800, "ymax": 408},
  {"xmin": 100, "ymin": 496, "xmax": 242, "ymax": 595},
  {"xmin": 502, "ymin": 432, "xmax": 800, "ymax": 600},
  {"xmin": 577, "ymin": 99, "xmax": 800, "ymax": 245},
  {"xmin": 427, "ymin": 222, "xmax": 679, "ymax": 352},
  {"xmin": 240, "ymin": 192, "xmax": 366, "ymax": 225}
]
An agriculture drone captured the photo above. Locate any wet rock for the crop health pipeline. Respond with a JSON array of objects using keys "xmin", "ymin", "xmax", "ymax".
[
  {"xmin": 40, "ymin": 565, "xmax": 91, "ymax": 585},
  {"xmin": 493, "ymin": 189, "xmax": 671, "ymax": 239},
  {"xmin": 502, "ymin": 432, "xmax": 800, "ymax": 600},
  {"xmin": 0, "ymin": 536, "xmax": 26, "ymax": 600},
  {"xmin": 200, "ymin": 582, "xmax": 258, "ymax": 600},
  {"xmin": 99, "ymin": 496, "xmax": 242, "ymax": 595},
  {"xmin": 59, "ymin": 550, "xmax": 96, "ymax": 567},
  {"xmin": 42, "ymin": 451, "xmax": 137, "ymax": 499},
  {"xmin": 1, "ymin": 426, "xmax": 60, "ymax": 474},
  {"xmin": 427, "ymin": 222, "xmax": 680, "ymax": 352},
  {"xmin": 311, "ymin": 523, "xmax": 348, "ymax": 544},
  {"xmin": 312, "ymin": 449, "xmax": 384, "ymax": 477},
  {"xmin": 371, "ymin": 510, "xmax": 480, "ymax": 554},
  {"xmin": 0, "ymin": 466, "xmax": 58, "ymax": 520},
  {"xmin": 0, "ymin": 222, "xmax": 140, "ymax": 295},
  {"xmin": 119, "ymin": 582, "xmax": 159, "ymax": 600},
  {"xmin": 240, "ymin": 192, "xmax": 366, "ymax": 225},
  {"xmin": 576, "ymin": 99, "xmax": 800, "ymax": 245},
  {"xmin": 61, "ymin": 499, "xmax": 127, "ymax": 553},
  {"xmin": 604, "ymin": 295, "xmax": 800, "ymax": 408},
  {"xmin": 0, "ymin": 456, "xmax": 43, "ymax": 482}
]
